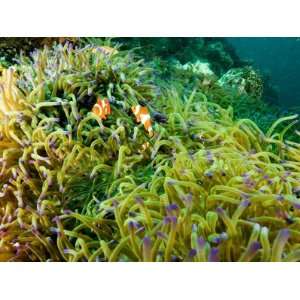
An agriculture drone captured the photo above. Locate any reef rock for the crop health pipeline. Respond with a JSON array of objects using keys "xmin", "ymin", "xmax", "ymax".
[
  {"xmin": 177, "ymin": 60, "xmax": 215, "ymax": 77},
  {"xmin": 218, "ymin": 66, "xmax": 263, "ymax": 99}
]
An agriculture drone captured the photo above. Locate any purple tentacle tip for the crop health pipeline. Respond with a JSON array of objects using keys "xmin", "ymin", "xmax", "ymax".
[
  {"xmin": 215, "ymin": 207, "xmax": 224, "ymax": 215},
  {"xmin": 197, "ymin": 237, "xmax": 206, "ymax": 248},
  {"xmin": 171, "ymin": 256, "xmax": 180, "ymax": 262},
  {"xmin": 189, "ymin": 249, "xmax": 197, "ymax": 258},
  {"xmin": 167, "ymin": 179, "xmax": 176, "ymax": 186},
  {"xmin": 170, "ymin": 216, "xmax": 177, "ymax": 224},
  {"xmin": 136, "ymin": 226, "xmax": 145, "ymax": 234},
  {"xmin": 128, "ymin": 221, "xmax": 139, "ymax": 231},
  {"xmin": 163, "ymin": 216, "xmax": 171, "ymax": 224},
  {"xmin": 49, "ymin": 227, "xmax": 59, "ymax": 234},
  {"xmin": 135, "ymin": 196, "xmax": 144, "ymax": 204},
  {"xmin": 143, "ymin": 236, "xmax": 152, "ymax": 252},
  {"xmin": 220, "ymin": 232, "xmax": 228, "ymax": 241},
  {"xmin": 166, "ymin": 203, "xmax": 179, "ymax": 213},
  {"xmin": 156, "ymin": 231, "xmax": 167, "ymax": 239},
  {"xmin": 249, "ymin": 241, "xmax": 261, "ymax": 253},
  {"xmin": 241, "ymin": 198, "xmax": 251, "ymax": 207},
  {"xmin": 164, "ymin": 216, "xmax": 177, "ymax": 225},
  {"xmin": 205, "ymin": 171, "xmax": 213, "ymax": 178},
  {"xmin": 293, "ymin": 202, "xmax": 300, "ymax": 210},
  {"xmin": 52, "ymin": 216, "xmax": 60, "ymax": 223},
  {"xmin": 277, "ymin": 194, "xmax": 285, "ymax": 202},
  {"xmin": 211, "ymin": 236, "xmax": 221, "ymax": 244},
  {"xmin": 186, "ymin": 192, "xmax": 193, "ymax": 201},
  {"xmin": 241, "ymin": 172, "xmax": 250, "ymax": 178},
  {"xmin": 143, "ymin": 236, "xmax": 152, "ymax": 247},
  {"xmin": 192, "ymin": 223, "xmax": 197, "ymax": 232},
  {"xmin": 181, "ymin": 193, "xmax": 193, "ymax": 208},
  {"xmin": 128, "ymin": 221, "xmax": 135, "ymax": 230},
  {"xmin": 208, "ymin": 248, "xmax": 220, "ymax": 262},
  {"xmin": 279, "ymin": 228, "xmax": 290, "ymax": 240}
]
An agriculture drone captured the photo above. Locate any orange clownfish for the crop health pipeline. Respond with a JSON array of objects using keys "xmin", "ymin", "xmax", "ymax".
[
  {"xmin": 131, "ymin": 105, "xmax": 154, "ymax": 137},
  {"xmin": 92, "ymin": 97, "xmax": 111, "ymax": 120}
]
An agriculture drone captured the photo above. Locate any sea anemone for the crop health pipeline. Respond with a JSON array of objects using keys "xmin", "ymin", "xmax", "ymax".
[{"xmin": 1, "ymin": 41, "xmax": 300, "ymax": 262}]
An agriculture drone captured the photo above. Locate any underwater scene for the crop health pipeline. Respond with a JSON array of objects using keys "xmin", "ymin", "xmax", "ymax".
[{"xmin": 0, "ymin": 37, "xmax": 300, "ymax": 262}]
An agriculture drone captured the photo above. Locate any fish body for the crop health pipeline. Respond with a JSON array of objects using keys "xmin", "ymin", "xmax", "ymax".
[
  {"xmin": 131, "ymin": 105, "xmax": 154, "ymax": 137},
  {"xmin": 92, "ymin": 97, "xmax": 111, "ymax": 119}
]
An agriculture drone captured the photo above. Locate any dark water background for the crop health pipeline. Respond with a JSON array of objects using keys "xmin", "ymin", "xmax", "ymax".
[{"xmin": 227, "ymin": 37, "xmax": 300, "ymax": 110}]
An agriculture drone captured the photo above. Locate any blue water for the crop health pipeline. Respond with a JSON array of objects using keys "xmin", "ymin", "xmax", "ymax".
[{"xmin": 227, "ymin": 37, "xmax": 300, "ymax": 110}]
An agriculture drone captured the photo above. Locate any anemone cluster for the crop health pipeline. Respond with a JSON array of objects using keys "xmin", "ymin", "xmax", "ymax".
[
  {"xmin": 0, "ymin": 41, "xmax": 300, "ymax": 262},
  {"xmin": 0, "ymin": 38, "xmax": 78, "ymax": 67}
]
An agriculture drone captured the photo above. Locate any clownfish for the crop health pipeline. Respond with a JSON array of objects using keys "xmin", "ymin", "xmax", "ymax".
[
  {"xmin": 131, "ymin": 105, "xmax": 154, "ymax": 137},
  {"xmin": 92, "ymin": 97, "xmax": 111, "ymax": 120}
]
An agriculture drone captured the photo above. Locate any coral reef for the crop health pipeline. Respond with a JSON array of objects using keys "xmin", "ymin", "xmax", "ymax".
[
  {"xmin": 113, "ymin": 38, "xmax": 244, "ymax": 75},
  {"xmin": 0, "ymin": 39, "xmax": 300, "ymax": 262},
  {"xmin": 218, "ymin": 66, "xmax": 264, "ymax": 99},
  {"xmin": 175, "ymin": 60, "xmax": 215, "ymax": 77}
]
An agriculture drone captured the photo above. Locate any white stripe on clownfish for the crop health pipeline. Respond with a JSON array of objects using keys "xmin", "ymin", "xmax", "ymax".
[
  {"xmin": 131, "ymin": 105, "xmax": 153, "ymax": 137},
  {"xmin": 92, "ymin": 97, "xmax": 111, "ymax": 120},
  {"xmin": 132, "ymin": 105, "xmax": 142, "ymax": 122}
]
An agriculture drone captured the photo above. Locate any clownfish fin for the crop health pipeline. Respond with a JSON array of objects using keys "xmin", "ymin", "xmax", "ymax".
[
  {"xmin": 92, "ymin": 97, "xmax": 111, "ymax": 120},
  {"xmin": 132, "ymin": 105, "xmax": 154, "ymax": 137},
  {"xmin": 148, "ymin": 128, "xmax": 154, "ymax": 137},
  {"xmin": 132, "ymin": 105, "xmax": 142, "ymax": 122}
]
